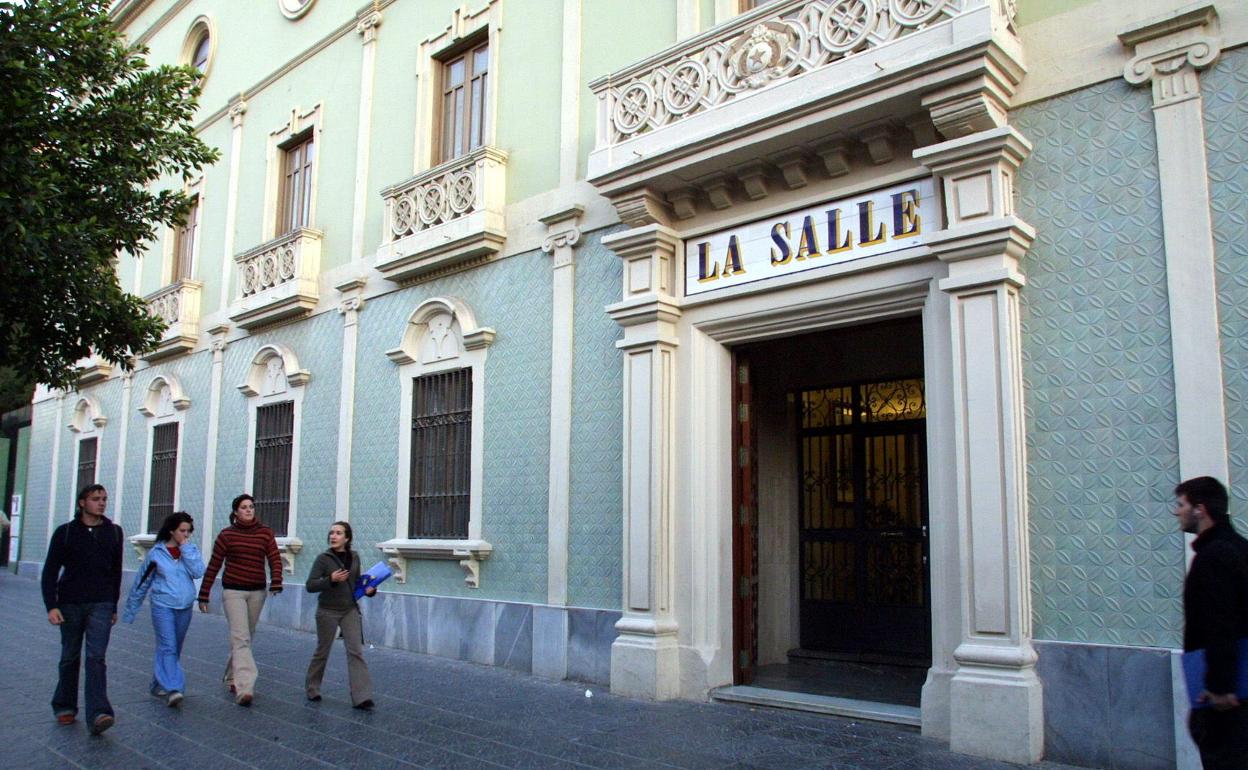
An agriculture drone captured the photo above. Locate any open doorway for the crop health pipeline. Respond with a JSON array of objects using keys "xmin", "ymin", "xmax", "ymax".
[{"xmin": 732, "ymin": 317, "xmax": 930, "ymax": 710}]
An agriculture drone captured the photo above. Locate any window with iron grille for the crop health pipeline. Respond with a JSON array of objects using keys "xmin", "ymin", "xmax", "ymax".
[
  {"xmin": 438, "ymin": 40, "xmax": 489, "ymax": 163},
  {"xmin": 279, "ymin": 133, "xmax": 314, "ymax": 235},
  {"xmin": 254, "ymin": 401, "xmax": 294, "ymax": 537},
  {"xmin": 409, "ymin": 369, "xmax": 472, "ymax": 539},
  {"xmin": 146, "ymin": 423, "xmax": 178, "ymax": 533},
  {"xmin": 76, "ymin": 437, "xmax": 98, "ymax": 495}
]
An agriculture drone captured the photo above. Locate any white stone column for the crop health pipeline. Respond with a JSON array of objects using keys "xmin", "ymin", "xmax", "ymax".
[
  {"xmin": 201, "ymin": 325, "xmax": 228, "ymax": 550},
  {"xmin": 350, "ymin": 9, "xmax": 382, "ymax": 265},
  {"xmin": 45, "ymin": 394, "xmax": 65, "ymax": 544},
  {"xmin": 915, "ymin": 127, "xmax": 1043, "ymax": 764},
  {"xmin": 1120, "ymin": 6, "xmax": 1227, "ymax": 485},
  {"xmin": 604, "ymin": 193, "xmax": 682, "ymax": 700},
  {"xmin": 541, "ymin": 206, "xmax": 583, "ymax": 606},
  {"xmin": 219, "ymin": 96, "xmax": 247, "ymax": 311},
  {"xmin": 114, "ymin": 372, "xmax": 133, "ymax": 537},
  {"xmin": 335, "ymin": 279, "xmax": 366, "ymax": 521}
]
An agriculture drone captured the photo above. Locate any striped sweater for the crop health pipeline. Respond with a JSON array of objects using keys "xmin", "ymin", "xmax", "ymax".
[{"xmin": 197, "ymin": 520, "xmax": 283, "ymax": 602}]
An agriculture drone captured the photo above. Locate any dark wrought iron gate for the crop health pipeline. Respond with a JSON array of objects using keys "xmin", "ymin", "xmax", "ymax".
[{"xmin": 797, "ymin": 378, "xmax": 930, "ymax": 662}]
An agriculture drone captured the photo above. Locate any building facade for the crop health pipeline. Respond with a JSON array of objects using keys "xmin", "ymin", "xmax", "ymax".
[{"xmin": 12, "ymin": 0, "xmax": 1248, "ymax": 766}]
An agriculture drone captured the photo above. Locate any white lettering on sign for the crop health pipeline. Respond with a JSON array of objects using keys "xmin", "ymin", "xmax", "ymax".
[{"xmin": 684, "ymin": 179, "xmax": 937, "ymax": 296}]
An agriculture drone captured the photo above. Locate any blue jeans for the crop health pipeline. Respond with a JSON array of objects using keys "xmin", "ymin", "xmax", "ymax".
[
  {"xmin": 51, "ymin": 602, "xmax": 114, "ymax": 721},
  {"xmin": 150, "ymin": 605, "xmax": 193, "ymax": 694}
]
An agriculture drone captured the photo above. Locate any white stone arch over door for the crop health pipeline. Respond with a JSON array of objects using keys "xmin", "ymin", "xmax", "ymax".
[
  {"xmin": 132, "ymin": 374, "xmax": 191, "ymax": 556},
  {"xmin": 238, "ymin": 343, "xmax": 308, "ymax": 572},
  {"xmin": 380, "ymin": 296, "xmax": 495, "ymax": 587}
]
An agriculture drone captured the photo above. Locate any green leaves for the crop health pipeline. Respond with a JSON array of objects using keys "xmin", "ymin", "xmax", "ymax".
[{"xmin": 0, "ymin": 0, "xmax": 220, "ymax": 389}]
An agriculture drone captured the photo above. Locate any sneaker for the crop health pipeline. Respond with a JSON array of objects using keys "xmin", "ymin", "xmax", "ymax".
[
  {"xmin": 235, "ymin": 693, "xmax": 253, "ymax": 707},
  {"xmin": 353, "ymin": 699, "xmax": 375, "ymax": 710},
  {"xmin": 151, "ymin": 688, "xmax": 168, "ymax": 698},
  {"xmin": 166, "ymin": 692, "xmax": 183, "ymax": 708},
  {"xmin": 89, "ymin": 714, "xmax": 114, "ymax": 736},
  {"xmin": 306, "ymin": 693, "xmax": 321, "ymax": 702},
  {"xmin": 55, "ymin": 713, "xmax": 75, "ymax": 726}
]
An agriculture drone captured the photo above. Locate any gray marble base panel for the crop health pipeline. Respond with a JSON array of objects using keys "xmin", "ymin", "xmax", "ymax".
[
  {"xmin": 1035, "ymin": 639, "xmax": 1176, "ymax": 770},
  {"xmin": 105, "ymin": 566, "xmax": 619, "ymax": 686}
]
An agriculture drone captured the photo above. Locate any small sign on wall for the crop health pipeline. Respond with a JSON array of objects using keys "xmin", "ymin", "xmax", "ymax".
[
  {"xmin": 684, "ymin": 179, "xmax": 937, "ymax": 296},
  {"xmin": 8, "ymin": 494, "xmax": 22, "ymax": 563}
]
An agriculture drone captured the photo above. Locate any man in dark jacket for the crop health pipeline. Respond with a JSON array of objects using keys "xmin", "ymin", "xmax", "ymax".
[
  {"xmin": 41, "ymin": 484, "xmax": 123, "ymax": 736},
  {"xmin": 1175, "ymin": 476, "xmax": 1248, "ymax": 769}
]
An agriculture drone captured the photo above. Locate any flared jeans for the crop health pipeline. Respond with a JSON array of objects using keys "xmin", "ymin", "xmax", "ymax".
[{"xmin": 150, "ymin": 605, "xmax": 193, "ymax": 695}]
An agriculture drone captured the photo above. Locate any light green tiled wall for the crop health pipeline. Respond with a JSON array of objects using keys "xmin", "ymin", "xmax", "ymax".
[
  {"xmin": 568, "ymin": 227, "xmax": 624, "ymax": 609},
  {"xmin": 1206, "ymin": 46, "xmax": 1248, "ymax": 540},
  {"xmin": 1013, "ymin": 78, "xmax": 1183, "ymax": 647},
  {"xmin": 351, "ymin": 249, "xmax": 553, "ymax": 602}
]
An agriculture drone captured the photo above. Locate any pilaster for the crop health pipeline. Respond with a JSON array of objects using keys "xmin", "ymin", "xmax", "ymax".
[
  {"xmin": 1120, "ymin": 5, "xmax": 1228, "ymax": 486},
  {"xmin": 114, "ymin": 372, "xmax": 133, "ymax": 541},
  {"xmin": 201, "ymin": 325, "xmax": 228, "ymax": 550},
  {"xmin": 335, "ymin": 279, "xmax": 367, "ymax": 521},
  {"xmin": 219, "ymin": 95, "xmax": 247, "ymax": 311},
  {"xmin": 541, "ymin": 205, "xmax": 583, "ymax": 606},
  {"xmin": 914, "ymin": 126, "xmax": 1042, "ymax": 764},
  {"xmin": 351, "ymin": 8, "xmax": 382, "ymax": 265},
  {"xmin": 603, "ymin": 206, "xmax": 682, "ymax": 700},
  {"xmin": 45, "ymin": 394, "xmax": 65, "ymax": 545}
]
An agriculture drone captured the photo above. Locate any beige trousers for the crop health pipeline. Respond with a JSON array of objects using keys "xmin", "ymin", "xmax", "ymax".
[
  {"xmin": 221, "ymin": 589, "xmax": 266, "ymax": 696},
  {"xmin": 305, "ymin": 606, "xmax": 372, "ymax": 706}
]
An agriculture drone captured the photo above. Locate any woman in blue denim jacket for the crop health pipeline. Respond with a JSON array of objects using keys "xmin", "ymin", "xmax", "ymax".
[{"xmin": 123, "ymin": 512, "xmax": 205, "ymax": 707}]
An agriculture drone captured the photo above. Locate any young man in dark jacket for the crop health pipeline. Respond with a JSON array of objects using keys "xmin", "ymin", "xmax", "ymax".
[
  {"xmin": 1175, "ymin": 476, "xmax": 1248, "ymax": 769},
  {"xmin": 41, "ymin": 484, "xmax": 123, "ymax": 736}
]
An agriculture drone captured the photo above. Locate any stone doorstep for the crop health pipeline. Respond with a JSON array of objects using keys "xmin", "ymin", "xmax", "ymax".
[{"xmin": 711, "ymin": 685, "xmax": 923, "ymax": 728}]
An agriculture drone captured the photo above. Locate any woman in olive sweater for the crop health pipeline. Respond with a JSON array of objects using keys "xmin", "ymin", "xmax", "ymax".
[{"xmin": 305, "ymin": 521, "xmax": 374, "ymax": 708}]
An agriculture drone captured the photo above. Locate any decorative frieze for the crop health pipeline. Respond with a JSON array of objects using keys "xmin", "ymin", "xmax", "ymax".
[
  {"xmin": 143, "ymin": 279, "xmax": 203, "ymax": 361},
  {"xmin": 591, "ymin": 0, "xmax": 968, "ymax": 145},
  {"xmin": 229, "ymin": 228, "xmax": 322, "ymax": 330},
  {"xmin": 376, "ymin": 146, "xmax": 507, "ymax": 283}
]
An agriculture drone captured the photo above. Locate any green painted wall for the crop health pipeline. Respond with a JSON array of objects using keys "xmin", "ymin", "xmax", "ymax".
[
  {"xmin": 496, "ymin": 0, "xmax": 563, "ymax": 201},
  {"xmin": 1015, "ymin": 0, "xmax": 1098, "ymax": 27},
  {"xmin": 579, "ymin": 0, "xmax": 679, "ymax": 178}
]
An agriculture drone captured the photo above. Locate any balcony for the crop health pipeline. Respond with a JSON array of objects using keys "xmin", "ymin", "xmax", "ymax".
[
  {"xmin": 586, "ymin": 0, "xmax": 1020, "ymax": 213},
  {"xmin": 375, "ymin": 146, "xmax": 507, "ymax": 284},
  {"xmin": 142, "ymin": 279, "xmax": 203, "ymax": 361},
  {"xmin": 229, "ymin": 228, "xmax": 322, "ymax": 330},
  {"xmin": 75, "ymin": 354, "xmax": 113, "ymax": 387}
]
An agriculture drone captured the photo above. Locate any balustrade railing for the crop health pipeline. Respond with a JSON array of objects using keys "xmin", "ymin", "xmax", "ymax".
[
  {"xmin": 230, "ymin": 228, "xmax": 322, "ymax": 329},
  {"xmin": 590, "ymin": 0, "xmax": 972, "ymax": 147},
  {"xmin": 382, "ymin": 146, "xmax": 506, "ymax": 243},
  {"xmin": 143, "ymin": 279, "xmax": 202, "ymax": 360}
]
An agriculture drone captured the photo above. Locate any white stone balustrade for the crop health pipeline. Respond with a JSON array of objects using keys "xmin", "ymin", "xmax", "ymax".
[
  {"xmin": 143, "ymin": 279, "xmax": 203, "ymax": 361},
  {"xmin": 590, "ymin": 0, "xmax": 974, "ymax": 147},
  {"xmin": 375, "ymin": 145, "xmax": 507, "ymax": 284},
  {"xmin": 229, "ymin": 228, "xmax": 322, "ymax": 330}
]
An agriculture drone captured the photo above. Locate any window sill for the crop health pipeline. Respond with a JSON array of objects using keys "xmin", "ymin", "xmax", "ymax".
[
  {"xmin": 128, "ymin": 533, "xmax": 156, "ymax": 562},
  {"xmin": 275, "ymin": 536, "xmax": 303, "ymax": 575},
  {"xmin": 377, "ymin": 538, "xmax": 493, "ymax": 588}
]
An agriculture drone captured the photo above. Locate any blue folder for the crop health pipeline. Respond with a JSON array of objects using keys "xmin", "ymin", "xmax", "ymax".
[
  {"xmin": 353, "ymin": 560, "xmax": 393, "ymax": 600},
  {"xmin": 1181, "ymin": 638, "xmax": 1248, "ymax": 708}
]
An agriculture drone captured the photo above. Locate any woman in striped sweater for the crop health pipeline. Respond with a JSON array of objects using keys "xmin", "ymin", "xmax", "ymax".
[{"xmin": 197, "ymin": 494, "xmax": 282, "ymax": 706}]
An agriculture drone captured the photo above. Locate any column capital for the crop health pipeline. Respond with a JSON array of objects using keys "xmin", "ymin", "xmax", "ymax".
[
  {"xmin": 355, "ymin": 8, "xmax": 383, "ymax": 43},
  {"xmin": 1120, "ymin": 4, "xmax": 1220, "ymax": 108},
  {"xmin": 207, "ymin": 323, "xmax": 231, "ymax": 353},
  {"xmin": 540, "ymin": 204, "xmax": 585, "ymax": 266},
  {"xmin": 227, "ymin": 94, "xmax": 247, "ymax": 128},
  {"xmin": 915, "ymin": 127, "xmax": 1034, "ymax": 282},
  {"xmin": 335, "ymin": 277, "xmax": 368, "ymax": 320}
]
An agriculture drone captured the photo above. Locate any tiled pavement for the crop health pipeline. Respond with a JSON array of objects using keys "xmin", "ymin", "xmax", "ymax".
[{"xmin": 0, "ymin": 573, "xmax": 1087, "ymax": 770}]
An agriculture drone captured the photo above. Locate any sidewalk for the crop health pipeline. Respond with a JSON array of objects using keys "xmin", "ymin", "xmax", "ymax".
[{"xmin": 0, "ymin": 572, "xmax": 1086, "ymax": 770}]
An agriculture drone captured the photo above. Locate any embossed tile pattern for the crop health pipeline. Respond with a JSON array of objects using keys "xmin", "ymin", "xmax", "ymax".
[{"xmin": 1013, "ymin": 79, "xmax": 1184, "ymax": 647}]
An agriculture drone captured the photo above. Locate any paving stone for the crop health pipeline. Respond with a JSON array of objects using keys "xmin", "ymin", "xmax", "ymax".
[{"xmin": 0, "ymin": 573, "xmax": 1087, "ymax": 770}]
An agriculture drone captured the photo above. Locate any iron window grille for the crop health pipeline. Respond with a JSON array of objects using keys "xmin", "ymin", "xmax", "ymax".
[
  {"xmin": 146, "ymin": 423, "xmax": 178, "ymax": 533},
  {"xmin": 408, "ymin": 369, "xmax": 472, "ymax": 539},
  {"xmin": 76, "ymin": 437, "xmax": 98, "ymax": 495},
  {"xmin": 253, "ymin": 401, "xmax": 294, "ymax": 537}
]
